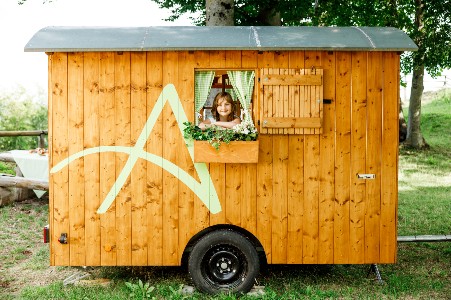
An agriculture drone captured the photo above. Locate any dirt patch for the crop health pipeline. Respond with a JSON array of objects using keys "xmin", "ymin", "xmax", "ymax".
[{"xmin": 6, "ymin": 263, "xmax": 74, "ymax": 295}]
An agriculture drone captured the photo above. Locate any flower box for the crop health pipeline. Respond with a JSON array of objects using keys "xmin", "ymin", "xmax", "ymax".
[{"xmin": 194, "ymin": 140, "xmax": 259, "ymax": 163}]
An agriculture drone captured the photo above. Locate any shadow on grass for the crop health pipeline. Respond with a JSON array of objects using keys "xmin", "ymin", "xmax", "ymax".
[{"xmin": 400, "ymin": 145, "xmax": 451, "ymax": 175}]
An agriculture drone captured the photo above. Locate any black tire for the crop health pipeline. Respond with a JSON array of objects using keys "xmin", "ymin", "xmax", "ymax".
[{"xmin": 188, "ymin": 229, "xmax": 260, "ymax": 295}]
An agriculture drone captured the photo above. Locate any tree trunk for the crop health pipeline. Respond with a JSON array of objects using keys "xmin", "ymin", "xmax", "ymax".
[
  {"xmin": 399, "ymin": 98, "xmax": 407, "ymax": 142},
  {"xmin": 405, "ymin": 65, "xmax": 427, "ymax": 148},
  {"xmin": 257, "ymin": 7, "xmax": 281, "ymax": 25},
  {"xmin": 404, "ymin": 0, "xmax": 427, "ymax": 149},
  {"xmin": 206, "ymin": 0, "xmax": 234, "ymax": 26}
]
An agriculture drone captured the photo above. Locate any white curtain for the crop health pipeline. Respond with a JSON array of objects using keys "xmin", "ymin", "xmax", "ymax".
[
  {"xmin": 195, "ymin": 71, "xmax": 215, "ymax": 121},
  {"xmin": 227, "ymin": 71, "xmax": 255, "ymax": 121}
]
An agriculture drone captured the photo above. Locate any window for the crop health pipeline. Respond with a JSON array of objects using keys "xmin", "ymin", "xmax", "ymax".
[{"xmin": 195, "ymin": 70, "xmax": 255, "ymax": 125}]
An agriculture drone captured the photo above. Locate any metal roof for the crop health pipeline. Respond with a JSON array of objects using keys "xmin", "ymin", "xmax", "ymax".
[{"xmin": 24, "ymin": 26, "xmax": 418, "ymax": 52}]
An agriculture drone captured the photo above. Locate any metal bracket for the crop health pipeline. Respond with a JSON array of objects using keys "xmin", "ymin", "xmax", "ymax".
[
  {"xmin": 357, "ymin": 174, "xmax": 376, "ymax": 179},
  {"xmin": 63, "ymin": 270, "xmax": 90, "ymax": 285},
  {"xmin": 63, "ymin": 266, "xmax": 96, "ymax": 285},
  {"xmin": 58, "ymin": 233, "xmax": 68, "ymax": 244},
  {"xmin": 367, "ymin": 264, "xmax": 385, "ymax": 284}
]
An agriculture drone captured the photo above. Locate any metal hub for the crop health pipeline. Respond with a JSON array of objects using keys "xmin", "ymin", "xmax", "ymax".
[{"xmin": 205, "ymin": 247, "xmax": 243, "ymax": 284}]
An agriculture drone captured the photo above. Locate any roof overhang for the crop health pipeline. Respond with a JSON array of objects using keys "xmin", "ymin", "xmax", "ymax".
[{"xmin": 24, "ymin": 26, "xmax": 418, "ymax": 53}]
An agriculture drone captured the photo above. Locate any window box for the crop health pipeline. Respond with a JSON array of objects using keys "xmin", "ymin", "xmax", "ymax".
[{"xmin": 194, "ymin": 140, "xmax": 259, "ymax": 163}]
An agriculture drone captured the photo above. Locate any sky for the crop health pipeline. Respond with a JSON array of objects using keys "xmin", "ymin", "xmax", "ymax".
[
  {"xmin": 0, "ymin": 0, "xmax": 449, "ymax": 100},
  {"xmin": 0, "ymin": 0, "xmax": 193, "ymax": 91}
]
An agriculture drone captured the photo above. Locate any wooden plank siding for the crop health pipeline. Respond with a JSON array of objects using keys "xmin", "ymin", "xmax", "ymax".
[
  {"xmin": 380, "ymin": 52, "xmax": 399, "ymax": 263},
  {"xmin": 318, "ymin": 50, "xmax": 335, "ymax": 264},
  {"xmin": 47, "ymin": 54, "xmax": 54, "ymax": 266},
  {"xmin": 130, "ymin": 52, "xmax": 148, "ymax": 265},
  {"xmin": 114, "ymin": 52, "xmax": 132, "ymax": 265},
  {"xmin": 178, "ymin": 50, "xmax": 206, "ymax": 262},
  {"xmin": 365, "ymin": 52, "xmax": 383, "ymax": 263},
  {"xmin": 48, "ymin": 50, "xmax": 399, "ymax": 266},
  {"xmin": 287, "ymin": 51, "xmax": 304, "ymax": 264},
  {"xmin": 99, "ymin": 52, "xmax": 116, "ymax": 265},
  {"xmin": 146, "ymin": 51, "xmax": 164, "ymax": 265},
  {"xmin": 162, "ymin": 51, "xmax": 180, "ymax": 265},
  {"xmin": 50, "ymin": 52, "xmax": 69, "ymax": 266},
  {"xmin": 350, "ymin": 51, "xmax": 367, "ymax": 264},
  {"xmin": 68, "ymin": 52, "xmax": 85, "ymax": 266},
  {"xmin": 334, "ymin": 52, "xmax": 352, "ymax": 264},
  {"xmin": 83, "ymin": 52, "xmax": 101, "ymax": 266}
]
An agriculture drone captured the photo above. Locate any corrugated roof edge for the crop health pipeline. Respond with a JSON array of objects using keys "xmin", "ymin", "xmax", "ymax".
[{"xmin": 24, "ymin": 26, "xmax": 418, "ymax": 52}]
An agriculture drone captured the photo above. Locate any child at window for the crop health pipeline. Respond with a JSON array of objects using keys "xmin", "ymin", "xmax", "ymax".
[{"xmin": 199, "ymin": 92, "xmax": 241, "ymax": 130}]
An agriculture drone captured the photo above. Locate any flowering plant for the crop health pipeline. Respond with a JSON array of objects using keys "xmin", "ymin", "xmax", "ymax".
[{"xmin": 183, "ymin": 115, "xmax": 258, "ymax": 150}]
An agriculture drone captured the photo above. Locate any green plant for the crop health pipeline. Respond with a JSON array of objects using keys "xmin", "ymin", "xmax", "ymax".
[
  {"xmin": 125, "ymin": 279, "xmax": 156, "ymax": 299},
  {"xmin": 168, "ymin": 284, "xmax": 189, "ymax": 299},
  {"xmin": 183, "ymin": 117, "xmax": 258, "ymax": 150},
  {"xmin": 0, "ymin": 85, "xmax": 48, "ymax": 151},
  {"xmin": 0, "ymin": 162, "xmax": 15, "ymax": 175}
]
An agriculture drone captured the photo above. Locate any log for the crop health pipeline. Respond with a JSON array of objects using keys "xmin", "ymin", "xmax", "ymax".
[
  {"xmin": 0, "ymin": 176, "xmax": 49, "ymax": 191},
  {"xmin": 0, "ymin": 152, "xmax": 15, "ymax": 163},
  {"xmin": 0, "ymin": 130, "xmax": 48, "ymax": 137},
  {"xmin": 0, "ymin": 130, "xmax": 48, "ymax": 148}
]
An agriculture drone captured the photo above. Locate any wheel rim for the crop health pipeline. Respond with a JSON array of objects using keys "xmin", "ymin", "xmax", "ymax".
[{"xmin": 201, "ymin": 245, "xmax": 247, "ymax": 289}]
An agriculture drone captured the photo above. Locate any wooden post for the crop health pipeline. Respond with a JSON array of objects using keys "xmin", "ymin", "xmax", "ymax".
[{"xmin": 39, "ymin": 133, "xmax": 46, "ymax": 148}]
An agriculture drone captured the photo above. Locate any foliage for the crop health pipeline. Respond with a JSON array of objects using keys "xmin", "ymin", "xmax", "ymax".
[
  {"xmin": 183, "ymin": 117, "xmax": 258, "ymax": 150},
  {"xmin": 312, "ymin": 0, "xmax": 451, "ymax": 78},
  {"xmin": 125, "ymin": 279, "xmax": 156, "ymax": 299},
  {"xmin": 0, "ymin": 86, "xmax": 47, "ymax": 151},
  {"xmin": 152, "ymin": 0, "xmax": 451, "ymax": 78},
  {"xmin": 0, "ymin": 162, "xmax": 15, "ymax": 175},
  {"xmin": 152, "ymin": 0, "xmax": 313, "ymax": 25}
]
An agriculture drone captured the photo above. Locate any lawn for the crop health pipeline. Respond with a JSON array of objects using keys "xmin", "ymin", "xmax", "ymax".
[{"xmin": 0, "ymin": 89, "xmax": 450, "ymax": 299}]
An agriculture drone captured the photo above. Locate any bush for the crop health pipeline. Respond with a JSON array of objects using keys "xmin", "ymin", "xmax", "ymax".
[{"xmin": 0, "ymin": 85, "xmax": 47, "ymax": 151}]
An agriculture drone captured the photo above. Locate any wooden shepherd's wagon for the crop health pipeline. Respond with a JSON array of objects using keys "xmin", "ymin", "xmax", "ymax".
[{"xmin": 25, "ymin": 26, "xmax": 417, "ymax": 294}]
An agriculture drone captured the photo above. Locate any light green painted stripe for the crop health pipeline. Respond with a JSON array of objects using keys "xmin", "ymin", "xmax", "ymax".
[{"xmin": 50, "ymin": 84, "xmax": 221, "ymax": 214}]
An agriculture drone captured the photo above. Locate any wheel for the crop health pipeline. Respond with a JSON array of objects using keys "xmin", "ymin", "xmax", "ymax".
[{"xmin": 188, "ymin": 229, "xmax": 260, "ymax": 295}]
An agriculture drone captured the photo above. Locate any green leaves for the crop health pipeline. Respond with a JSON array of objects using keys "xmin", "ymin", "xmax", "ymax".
[
  {"xmin": 125, "ymin": 279, "xmax": 156, "ymax": 299},
  {"xmin": 183, "ymin": 121, "xmax": 258, "ymax": 150},
  {"xmin": 0, "ymin": 86, "xmax": 48, "ymax": 151}
]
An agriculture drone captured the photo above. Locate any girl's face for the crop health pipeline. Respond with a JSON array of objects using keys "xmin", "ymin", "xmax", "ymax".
[{"xmin": 216, "ymin": 98, "xmax": 233, "ymax": 119}]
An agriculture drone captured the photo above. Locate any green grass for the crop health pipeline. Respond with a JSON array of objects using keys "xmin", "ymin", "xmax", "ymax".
[
  {"xmin": 398, "ymin": 91, "xmax": 451, "ymax": 237},
  {"xmin": 20, "ymin": 282, "xmax": 130, "ymax": 300},
  {"xmin": 0, "ymin": 200, "xmax": 48, "ymax": 269},
  {"xmin": 1, "ymin": 91, "xmax": 450, "ymax": 299},
  {"xmin": 0, "ymin": 161, "xmax": 15, "ymax": 175},
  {"xmin": 421, "ymin": 92, "xmax": 450, "ymax": 149}
]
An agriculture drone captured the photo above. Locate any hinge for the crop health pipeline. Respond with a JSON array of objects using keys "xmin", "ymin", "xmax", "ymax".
[{"xmin": 323, "ymin": 99, "xmax": 332, "ymax": 104}]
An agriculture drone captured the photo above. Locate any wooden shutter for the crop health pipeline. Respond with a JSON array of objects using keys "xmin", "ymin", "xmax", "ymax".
[{"xmin": 259, "ymin": 68, "xmax": 323, "ymax": 134}]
